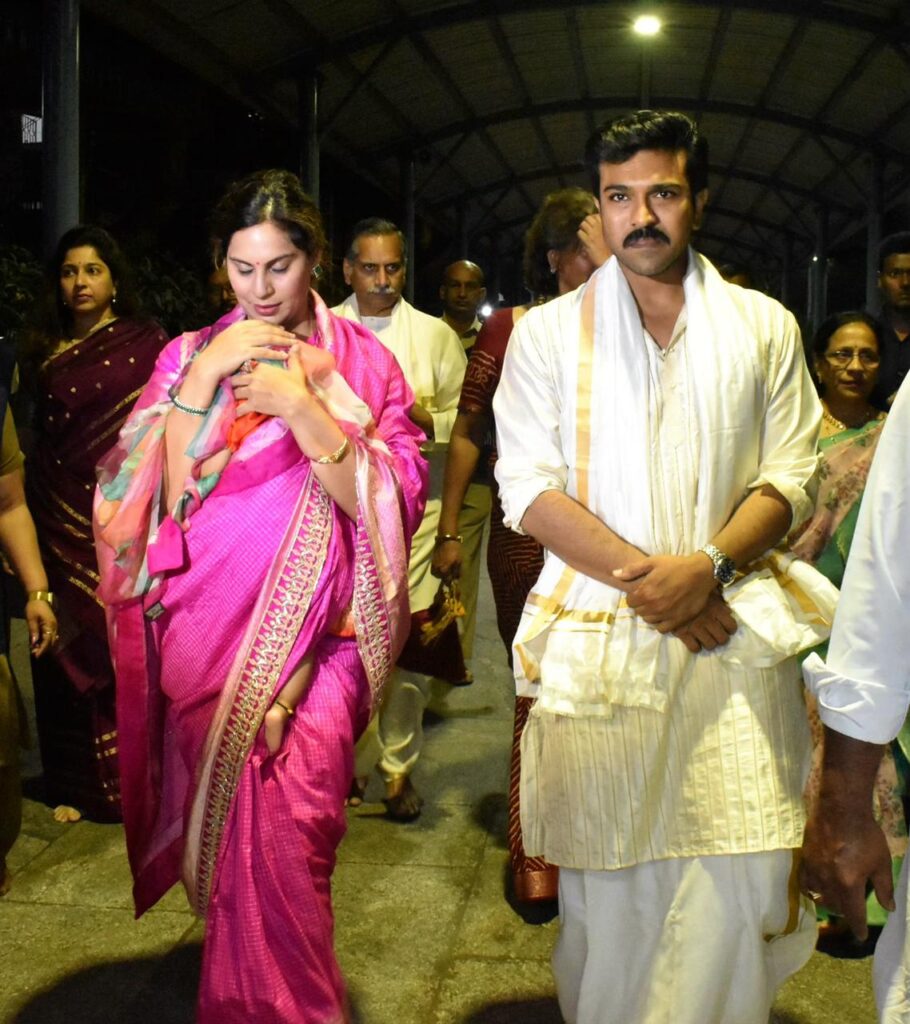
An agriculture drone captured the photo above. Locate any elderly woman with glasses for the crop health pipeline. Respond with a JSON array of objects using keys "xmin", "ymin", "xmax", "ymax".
[{"xmin": 791, "ymin": 309, "xmax": 906, "ymax": 939}]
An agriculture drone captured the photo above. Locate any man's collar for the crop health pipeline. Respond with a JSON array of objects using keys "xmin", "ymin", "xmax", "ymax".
[
  {"xmin": 347, "ymin": 293, "xmax": 402, "ymax": 320},
  {"xmin": 442, "ymin": 313, "xmax": 481, "ymax": 339}
]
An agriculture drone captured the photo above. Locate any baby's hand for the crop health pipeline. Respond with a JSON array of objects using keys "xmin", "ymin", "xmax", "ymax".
[{"xmin": 294, "ymin": 343, "xmax": 336, "ymax": 388}]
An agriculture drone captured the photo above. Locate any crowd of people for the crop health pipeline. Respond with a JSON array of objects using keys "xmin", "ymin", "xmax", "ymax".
[{"xmin": 0, "ymin": 107, "xmax": 909, "ymax": 1023}]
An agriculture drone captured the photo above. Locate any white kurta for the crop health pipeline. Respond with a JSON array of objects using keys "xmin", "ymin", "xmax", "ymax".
[
  {"xmin": 332, "ymin": 294, "xmax": 466, "ymax": 608},
  {"xmin": 803, "ymin": 376, "xmax": 910, "ymax": 1023},
  {"xmin": 493, "ymin": 253, "xmax": 834, "ymax": 869},
  {"xmin": 335, "ymin": 294, "xmax": 468, "ymax": 781}
]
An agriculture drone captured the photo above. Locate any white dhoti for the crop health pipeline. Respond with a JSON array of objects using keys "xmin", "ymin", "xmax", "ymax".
[
  {"xmin": 554, "ymin": 852, "xmax": 816, "ymax": 1024},
  {"xmin": 355, "ymin": 494, "xmax": 441, "ymax": 780},
  {"xmin": 875, "ymin": 853, "xmax": 910, "ymax": 1022}
]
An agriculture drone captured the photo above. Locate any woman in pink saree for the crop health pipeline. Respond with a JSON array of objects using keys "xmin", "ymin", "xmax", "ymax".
[{"xmin": 93, "ymin": 170, "xmax": 426, "ymax": 1023}]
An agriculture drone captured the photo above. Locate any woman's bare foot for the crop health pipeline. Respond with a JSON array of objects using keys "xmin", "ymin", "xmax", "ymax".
[{"xmin": 53, "ymin": 805, "xmax": 82, "ymax": 823}]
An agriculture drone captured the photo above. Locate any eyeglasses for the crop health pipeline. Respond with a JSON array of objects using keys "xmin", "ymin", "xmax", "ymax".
[{"xmin": 824, "ymin": 348, "xmax": 880, "ymax": 368}]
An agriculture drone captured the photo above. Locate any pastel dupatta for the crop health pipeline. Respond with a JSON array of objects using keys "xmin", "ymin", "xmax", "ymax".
[
  {"xmin": 790, "ymin": 417, "xmax": 885, "ymax": 569},
  {"xmin": 94, "ymin": 295, "xmax": 425, "ymax": 918}
]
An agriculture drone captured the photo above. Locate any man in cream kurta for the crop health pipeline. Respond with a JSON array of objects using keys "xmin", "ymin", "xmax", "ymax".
[
  {"xmin": 332, "ymin": 218, "xmax": 466, "ymax": 819},
  {"xmin": 493, "ymin": 111, "xmax": 834, "ymax": 1023}
]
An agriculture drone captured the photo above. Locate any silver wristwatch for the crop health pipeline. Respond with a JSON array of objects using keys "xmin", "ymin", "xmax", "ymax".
[{"xmin": 700, "ymin": 543, "xmax": 736, "ymax": 586}]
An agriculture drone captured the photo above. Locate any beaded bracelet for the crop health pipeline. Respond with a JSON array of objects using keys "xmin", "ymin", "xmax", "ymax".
[{"xmin": 168, "ymin": 384, "xmax": 211, "ymax": 417}]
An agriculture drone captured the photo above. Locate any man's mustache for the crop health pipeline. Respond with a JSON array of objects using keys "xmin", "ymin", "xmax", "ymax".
[
  {"xmin": 623, "ymin": 227, "xmax": 670, "ymax": 247},
  {"xmin": 367, "ymin": 284, "xmax": 397, "ymax": 294}
]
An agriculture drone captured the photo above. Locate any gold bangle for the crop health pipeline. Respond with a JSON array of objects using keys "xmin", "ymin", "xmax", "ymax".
[
  {"xmin": 27, "ymin": 590, "xmax": 56, "ymax": 610},
  {"xmin": 312, "ymin": 436, "xmax": 350, "ymax": 465},
  {"xmin": 274, "ymin": 699, "xmax": 295, "ymax": 717},
  {"xmin": 434, "ymin": 533, "xmax": 463, "ymax": 546}
]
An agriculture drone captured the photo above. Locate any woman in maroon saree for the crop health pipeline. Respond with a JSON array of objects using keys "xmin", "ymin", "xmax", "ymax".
[
  {"xmin": 433, "ymin": 189, "xmax": 608, "ymax": 903},
  {"xmin": 24, "ymin": 226, "xmax": 167, "ymax": 821},
  {"xmin": 94, "ymin": 170, "xmax": 425, "ymax": 1023}
]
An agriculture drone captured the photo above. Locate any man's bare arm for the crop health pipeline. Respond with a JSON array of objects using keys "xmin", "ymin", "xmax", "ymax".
[
  {"xmin": 432, "ymin": 411, "xmax": 486, "ymax": 580},
  {"xmin": 520, "ymin": 489, "xmax": 644, "ymax": 589},
  {"xmin": 800, "ymin": 727, "xmax": 894, "ymax": 940},
  {"xmin": 614, "ymin": 483, "xmax": 793, "ymax": 633},
  {"xmin": 711, "ymin": 483, "xmax": 793, "ymax": 568}
]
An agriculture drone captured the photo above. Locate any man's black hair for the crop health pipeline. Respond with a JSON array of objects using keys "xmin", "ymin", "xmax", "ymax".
[
  {"xmin": 878, "ymin": 231, "xmax": 910, "ymax": 271},
  {"xmin": 584, "ymin": 109, "xmax": 709, "ymax": 198},
  {"xmin": 345, "ymin": 217, "xmax": 408, "ymax": 266}
]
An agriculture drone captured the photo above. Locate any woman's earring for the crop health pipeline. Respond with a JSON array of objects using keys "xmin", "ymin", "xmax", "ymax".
[{"xmin": 312, "ymin": 264, "xmax": 324, "ymax": 280}]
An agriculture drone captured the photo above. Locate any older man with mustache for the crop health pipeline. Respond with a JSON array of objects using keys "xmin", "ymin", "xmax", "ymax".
[{"xmin": 333, "ymin": 218, "xmax": 466, "ymax": 820}]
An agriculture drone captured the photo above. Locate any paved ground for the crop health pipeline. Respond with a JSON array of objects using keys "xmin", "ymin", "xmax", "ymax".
[{"xmin": 1, "ymin": 562, "xmax": 879, "ymax": 1023}]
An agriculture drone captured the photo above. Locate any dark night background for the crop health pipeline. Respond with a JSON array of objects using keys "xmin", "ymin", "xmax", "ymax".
[
  {"xmin": 0, "ymin": 2, "xmax": 469, "ymax": 327},
  {"xmin": 2, "ymin": 2, "xmax": 908, "ymax": 333}
]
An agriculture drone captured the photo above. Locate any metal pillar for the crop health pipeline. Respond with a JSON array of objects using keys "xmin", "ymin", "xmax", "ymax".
[
  {"xmin": 779, "ymin": 235, "xmax": 792, "ymax": 311},
  {"xmin": 490, "ymin": 234, "xmax": 502, "ymax": 308},
  {"xmin": 639, "ymin": 47, "xmax": 652, "ymax": 107},
  {"xmin": 299, "ymin": 72, "xmax": 320, "ymax": 204},
  {"xmin": 866, "ymin": 155, "xmax": 883, "ymax": 312},
  {"xmin": 402, "ymin": 154, "xmax": 416, "ymax": 304},
  {"xmin": 457, "ymin": 199, "xmax": 469, "ymax": 258},
  {"xmin": 42, "ymin": 0, "xmax": 80, "ymax": 256},
  {"xmin": 808, "ymin": 208, "xmax": 828, "ymax": 331}
]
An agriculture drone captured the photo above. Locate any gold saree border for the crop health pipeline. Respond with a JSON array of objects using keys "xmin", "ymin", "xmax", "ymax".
[{"xmin": 194, "ymin": 479, "xmax": 333, "ymax": 914}]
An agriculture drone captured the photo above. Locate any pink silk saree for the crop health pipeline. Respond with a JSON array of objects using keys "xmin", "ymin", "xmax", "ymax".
[{"xmin": 94, "ymin": 296, "xmax": 426, "ymax": 1023}]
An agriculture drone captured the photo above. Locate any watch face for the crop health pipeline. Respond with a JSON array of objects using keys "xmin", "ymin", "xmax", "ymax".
[{"xmin": 716, "ymin": 558, "xmax": 736, "ymax": 585}]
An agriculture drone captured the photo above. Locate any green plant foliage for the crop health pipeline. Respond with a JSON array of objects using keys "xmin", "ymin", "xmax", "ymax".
[
  {"xmin": 133, "ymin": 253, "xmax": 208, "ymax": 337},
  {"xmin": 0, "ymin": 246, "xmax": 43, "ymax": 338}
]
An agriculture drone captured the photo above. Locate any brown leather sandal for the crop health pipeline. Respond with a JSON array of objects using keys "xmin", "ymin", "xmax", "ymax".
[{"xmin": 382, "ymin": 775, "xmax": 423, "ymax": 822}]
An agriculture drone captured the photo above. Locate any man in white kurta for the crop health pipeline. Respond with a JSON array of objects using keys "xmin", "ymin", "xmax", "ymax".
[
  {"xmin": 493, "ymin": 111, "xmax": 834, "ymax": 1023},
  {"xmin": 332, "ymin": 218, "xmax": 466, "ymax": 818},
  {"xmin": 801, "ymin": 376, "xmax": 910, "ymax": 1022}
]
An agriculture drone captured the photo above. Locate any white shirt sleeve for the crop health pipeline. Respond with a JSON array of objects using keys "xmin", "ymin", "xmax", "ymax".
[
  {"xmin": 428, "ymin": 323, "xmax": 467, "ymax": 445},
  {"xmin": 493, "ymin": 303, "xmax": 569, "ymax": 534},
  {"xmin": 748, "ymin": 304, "xmax": 822, "ymax": 531},
  {"xmin": 803, "ymin": 378, "xmax": 910, "ymax": 743}
]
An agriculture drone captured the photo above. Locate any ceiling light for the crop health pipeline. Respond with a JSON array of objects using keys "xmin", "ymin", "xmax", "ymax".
[{"xmin": 633, "ymin": 15, "xmax": 661, "ymax": 36}]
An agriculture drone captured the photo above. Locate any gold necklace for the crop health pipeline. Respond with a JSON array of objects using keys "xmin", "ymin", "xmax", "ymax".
[
  {"xmin": 53, "ymin": 315, "xmax": 120, "ymax": 359},
  {"xmin": 822, "ymin": 405, "xmax": 876, "ymax": 431}
]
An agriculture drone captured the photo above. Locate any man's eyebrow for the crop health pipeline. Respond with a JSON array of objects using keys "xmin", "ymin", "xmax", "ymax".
[{"xmin": 603, "ymin": 181, "xmax": 682, "ymax": 191}]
